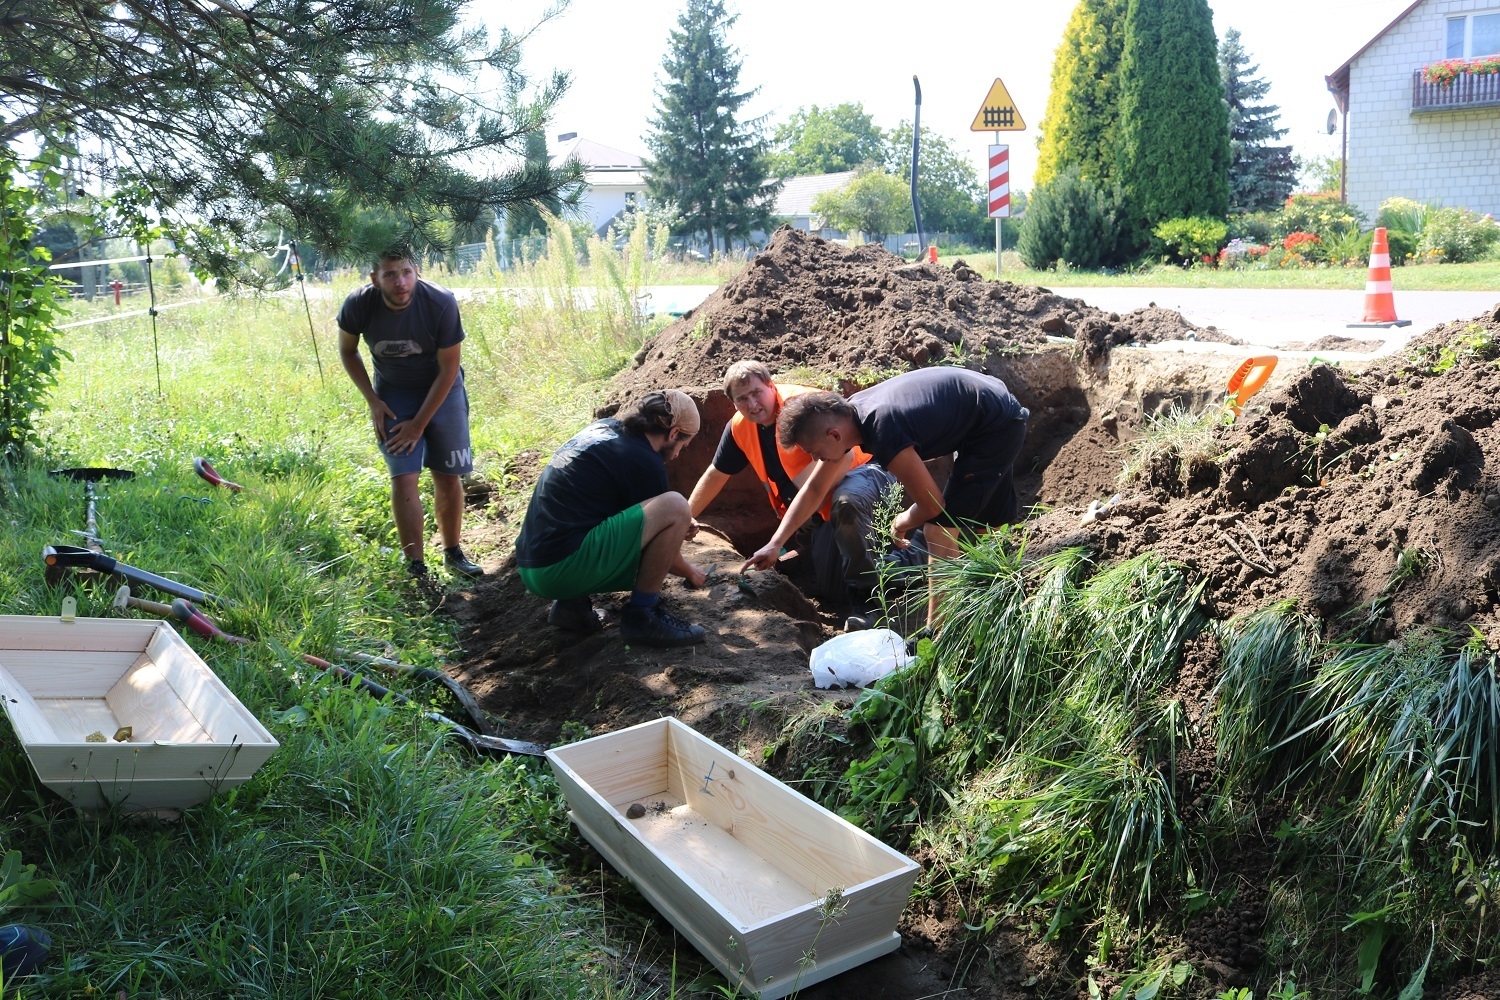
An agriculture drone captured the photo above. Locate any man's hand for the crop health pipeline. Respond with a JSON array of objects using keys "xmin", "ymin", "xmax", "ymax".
[
  {"xmin": 367, "ymin": 398, "xmax": 397, "ymax": 443},
  {"xmin": 686, "ymin": 518, "xmax": 703, "ymax": 541},
  {"xmin": 383, "ymin": 417, "xmax": 426, "ymax": 456},
  {"xmin": 891, "ymin": 507, "xmax": 926, "ymax": 548},
  {"xmin": 682, "ymin": 562, "xmax": 708, "ymax": 588},
  {"xmin": 740, "ymin": 543, "xmax": 779, "ymax": 573}
]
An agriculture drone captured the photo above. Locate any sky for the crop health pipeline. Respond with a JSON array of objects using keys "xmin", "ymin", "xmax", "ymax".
[{"xmin": 485, "ymin": 0, "xmax": 1416, "ymax": 193}]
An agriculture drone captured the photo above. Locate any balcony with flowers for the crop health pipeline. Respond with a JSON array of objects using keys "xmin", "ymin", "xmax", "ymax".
[{"xmin": 1412, "ymin": 55, "xmax": 1500, "ymax": 112}]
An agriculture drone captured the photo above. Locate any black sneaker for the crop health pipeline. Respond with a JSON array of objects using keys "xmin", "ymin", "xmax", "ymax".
[
  {"xmin": 548, "ymin": 597, "xmax": 604, "ymax": 634},
  {"xmin": 443, "ymin": 546, "xmax": 484, "ymax": 579},
  {"xmin": 844, "ymin": 590, "xmax": 878, "ymax": 632},
  {"xmin": 620, "ymin": 603, "xmax": 706, "ymax": 648},
  {"xmin": 0, "ymin": 924, "xmax": 52, "ymax": 979}
]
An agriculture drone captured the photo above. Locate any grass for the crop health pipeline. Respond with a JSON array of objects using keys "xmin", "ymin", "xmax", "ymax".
[
  {"xmin": 948, "ymin": 249, "xmax": 1500, "ymax": 291},
  {"xmin": 0, "ymin": 223, "xmax": 666, "ymax": 996},
  {"xmin": 1117, "ymin": 402, "xmax": 1231, "ymax": 491}
]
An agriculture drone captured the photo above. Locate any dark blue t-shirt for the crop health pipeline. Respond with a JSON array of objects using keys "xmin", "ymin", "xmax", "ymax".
[
  {"xmin": 850, "ymin": 367, "xmax": 1026, "ymax": 465},
  {"xmin": 336, "ymin": 279, "xmax": 464, "ymax": 392},
  {"xmin": 516, "ymin": 420, "xmax": 668, "ymax": 567}
]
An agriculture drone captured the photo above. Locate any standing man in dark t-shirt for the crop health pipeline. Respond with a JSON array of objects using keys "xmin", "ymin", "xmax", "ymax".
[
  {"xmin": 516, "ymin": 390, "xmax": 708, "ymax": 648},
  {"xmin": 337, "ymin": 244, "xmax": 483, "ymax": 582},
  {"xmin": 745, "ymin": 367, "xmax": 1030, "ymax": 627}
]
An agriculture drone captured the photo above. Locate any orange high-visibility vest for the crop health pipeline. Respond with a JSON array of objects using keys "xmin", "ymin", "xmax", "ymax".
[{"xmin": 728, "ymin": 382, "xmax": 871, "ymax": 519}]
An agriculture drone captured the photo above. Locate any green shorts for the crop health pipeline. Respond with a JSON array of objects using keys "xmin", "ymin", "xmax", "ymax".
[{"xmin": 518, "ymin": 504, "xmax": 645, "ymax": 600}]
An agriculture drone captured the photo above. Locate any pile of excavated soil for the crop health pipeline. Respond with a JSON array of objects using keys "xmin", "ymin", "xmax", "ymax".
[
  {"xmin": 1027, "ymin": 306, "xmax": 1500, "ymax": 636},
  {"xmin": 610, "ymin": 226, "xmax": 1232, "ymax": 404}
]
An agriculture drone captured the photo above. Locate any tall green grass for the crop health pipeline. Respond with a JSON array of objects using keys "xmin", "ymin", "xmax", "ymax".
[{"xmin": 0, "ymin": 225, "xmax": 668, "ymax": 995}]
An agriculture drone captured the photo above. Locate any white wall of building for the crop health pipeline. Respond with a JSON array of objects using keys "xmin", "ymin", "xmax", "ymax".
[{"xmin": 1347, "ymin": 0, "xmax": 1500, "ymax": 221}]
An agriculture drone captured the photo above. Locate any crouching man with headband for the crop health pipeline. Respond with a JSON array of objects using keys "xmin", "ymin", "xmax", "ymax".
[{"xmin": 515, "ymin": 390, "xmax": 708, "ymax": 648}]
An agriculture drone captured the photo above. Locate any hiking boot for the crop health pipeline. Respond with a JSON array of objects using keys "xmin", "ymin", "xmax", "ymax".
[
  {"xmin": 620, "ymin": 603, "xmax": 706, "ymax": 648},
  {"xmin": 0, "ymin": 924, "xmax": 52, "ymax": 979},
  {"xmin": 443, "ymin": 546, "xmax": 484, "ymax": 579},
  {"xmin": 548, "ymin": 597, "xmax": 604, "ymax": 634},
  {"xmin": 844, "ymin": 590, "xmax": 878, "ymax": 632}
]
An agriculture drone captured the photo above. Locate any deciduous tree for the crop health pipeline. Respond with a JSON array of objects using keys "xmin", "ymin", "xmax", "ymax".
[
  {"xmin": 1220, "ymin": 28, "xmax": 1296, "ymax": 213},
  {"xmin": 770, "ymin": 103, "xmax": 886, "ymax": 177},
  {"xmin": 1035, "ymin": 0, "xmax": 1127, "ymax": 188},
  {"xmin": 889, "ymin": 124, "xmax": 987, "ymax": 243},
  {"xmin": 1116, "ymin": 0, "xmax": 1230, "ymax": 235},
  {"xmin": 645, "ymin": 0, "xmax": 779, "ymax": 253},
  {"xmin": 811, "ymin": 169, "xmax": 911, "ymax": 242},
  {"xmin": 0, "ymin": 0, "xmax": 580, "ymax": 278}
]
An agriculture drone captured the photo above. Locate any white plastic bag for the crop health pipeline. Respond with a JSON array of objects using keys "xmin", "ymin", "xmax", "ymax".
[{"xmin": 809, "ymin": 628, "xmax": 912, "ymax": 689}]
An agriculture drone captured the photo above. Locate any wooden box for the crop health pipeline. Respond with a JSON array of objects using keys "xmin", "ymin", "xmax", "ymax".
[
  {"xmin": 0, "ymin": 615, "xmax": 278, "ymax": 811},
  {"xmin": 546, "ymin": 717, "xmax": 919, "ymax": 999}
]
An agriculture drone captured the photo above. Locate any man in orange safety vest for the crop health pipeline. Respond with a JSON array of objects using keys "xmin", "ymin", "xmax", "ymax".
[{"xmin": 687, "ymin": 360, "xmax": 922, "ymax": 629}]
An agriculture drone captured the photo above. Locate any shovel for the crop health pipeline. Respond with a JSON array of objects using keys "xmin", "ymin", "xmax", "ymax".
[{"xmin": 47, "ymin": 466, "xmax": 135, "ymax": 564}]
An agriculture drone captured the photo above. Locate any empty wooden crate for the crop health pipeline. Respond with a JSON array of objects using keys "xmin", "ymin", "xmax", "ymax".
[
  {"xmin": 0, "ymin": 615, "xmax": 278, "ymax": 811},
  {"xmin": 546, "ymin": 716, "xmax": 919, "ymax": 1000}
]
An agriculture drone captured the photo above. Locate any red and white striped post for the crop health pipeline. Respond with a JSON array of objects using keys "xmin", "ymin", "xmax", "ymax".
[{"xmin": 988, "ymin": 144, "xmax": 1010, "ymax": 274}]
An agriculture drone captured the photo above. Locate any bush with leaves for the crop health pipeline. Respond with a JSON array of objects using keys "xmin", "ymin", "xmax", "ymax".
[
  {"xmin": 1417, "ymin": 206, "xmax": 1500, "ymax": 263},
  {"xmin": 1152, "ymin": 215, "xmax": 1228, "ymax": 264},
  {"xmin": 1016, "ymin": 165, "xmax": 1127, "ymax": 271},
  {"xmin": 1, "ymin": 156, "xmax": 71, "ymax": 461},
  {"xmin": 1275, "ymin": 192, "xmax": 1367, "ymax": 242}
]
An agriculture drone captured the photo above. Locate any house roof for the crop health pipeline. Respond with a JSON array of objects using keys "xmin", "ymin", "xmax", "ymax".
[
  {"xmin": 772, "ymin": 171, "xmax": 858, "ymax": 218},
  {"xmin": 1327, "ymin": 0, "xmax": 1427, "ymax": 99},
  {"xmin": 552, "ymin": 137, "xmax": 643, "ymax": 171}
]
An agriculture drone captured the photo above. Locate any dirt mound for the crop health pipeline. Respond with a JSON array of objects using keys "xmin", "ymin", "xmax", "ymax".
[
  {"xmin": 1027, "ymin": 310, "xmax": 1500, "ymax": 634},
  {"xmin": 609, "ymin": 226, "xmax": 1224, "ymax": 403},
  {"xmin": 444, "ymin": 532, "xmax": 839, "ymax": 746}
]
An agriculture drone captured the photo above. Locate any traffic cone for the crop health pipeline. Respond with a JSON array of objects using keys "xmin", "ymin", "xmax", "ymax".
[
  {"xmin": 926, "ymin": 245, "xmax": 938, "ymax": 264},
  {"xmin": 1349, "ymin": 227, "xmax": 1412, "ymax": 328}
]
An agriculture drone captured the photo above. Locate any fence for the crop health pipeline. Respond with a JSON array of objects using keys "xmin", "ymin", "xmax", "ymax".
[{"xmin": 1412, "ymin": 68, "xmax": 1500, "ymax": 112}]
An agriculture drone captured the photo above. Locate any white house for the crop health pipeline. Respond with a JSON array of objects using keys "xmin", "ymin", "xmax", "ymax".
[
  {"xmin": 1326, "ymin": 0, "xmax": 1500, "ymax": 222},
  {"xmin": 551, "ymin": 135, "xmax": 649, "ymax": 236},
  {"xmin": 769, "ymin": 171, "xmax": 857, "ymax": 237}
]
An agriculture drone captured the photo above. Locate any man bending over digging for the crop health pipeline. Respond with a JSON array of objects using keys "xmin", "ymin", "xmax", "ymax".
[
  {"xmin": 337, "ymin": 243, "xmax": 484, "ymax": 582},
  {"xmin": 742, "ymin": 366, "xmax": 1029, "ymax": 627},
  {"xmin": 688, "ymin": 360, "xmax": 922, "ymax": 631},
  {"xmin": 516, "ymin": 390, "xmax": 708, "ymax": 648}
]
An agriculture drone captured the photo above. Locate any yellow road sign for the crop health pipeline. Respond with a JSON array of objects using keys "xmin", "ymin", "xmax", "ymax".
[{"xmin": 970, "ymin": 78, "xmax": 1026, "ymax": 132}]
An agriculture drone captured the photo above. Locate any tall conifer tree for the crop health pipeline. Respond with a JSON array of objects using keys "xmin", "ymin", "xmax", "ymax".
[
  {"xmin": 1116, "ymin": 0, "xmax": 1230, "ymax": 232},
  {"xmin": 1219, "ymin": 28, "xmax": 1296, "ymax": 213},
  {"xmin": 1035, "ymin": 0, "xmax": 1127, "ymax": 188},
  {"xmin": 645, "ymin": 0, "xmax": 779, "ymax": 253}
]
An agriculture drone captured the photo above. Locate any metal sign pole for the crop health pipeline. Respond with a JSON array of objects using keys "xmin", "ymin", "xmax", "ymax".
[{"xmin": 994, "ymin": 129, "xmax": 1002, "ymax": 275}]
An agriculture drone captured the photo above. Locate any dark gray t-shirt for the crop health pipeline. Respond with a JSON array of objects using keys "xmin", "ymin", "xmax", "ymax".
[
  {"xmin": 336, "ymin": 279, "xmax": 464, "ymax": 392},
  {"xmin": 850, "ymin": 367, "xmax": 1026, "ymax": 465}
]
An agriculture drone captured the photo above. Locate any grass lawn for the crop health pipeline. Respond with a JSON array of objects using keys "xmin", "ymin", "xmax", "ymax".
[{"xmin": 0, "ymin": 262, "xmax": 655, "ymax": 995}]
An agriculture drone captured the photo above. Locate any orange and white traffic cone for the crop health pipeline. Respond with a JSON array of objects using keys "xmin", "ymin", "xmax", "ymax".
[
  {"xmin": 1349, "ymin": 227, "xmax": 1412, "ymax": 328},
  {"xmin": 926, "ymin": 245, "xmax": 938, "ymax": 264}
]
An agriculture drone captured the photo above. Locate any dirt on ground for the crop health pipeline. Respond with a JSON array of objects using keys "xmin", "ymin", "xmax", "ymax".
[{"xmin": 442, "ymin": 228, "xmax": 1500, "ymax": 997}]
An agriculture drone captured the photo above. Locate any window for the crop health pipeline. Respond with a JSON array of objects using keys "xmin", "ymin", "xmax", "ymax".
[{"xmin": 1446, "ymin": 11, "xmax": 1500, "ymax": 58}]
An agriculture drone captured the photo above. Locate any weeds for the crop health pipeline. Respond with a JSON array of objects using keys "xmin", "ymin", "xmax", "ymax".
[{"xmin": 1118, "ymin": 402, "xmax": 1229, "ymax": 490}]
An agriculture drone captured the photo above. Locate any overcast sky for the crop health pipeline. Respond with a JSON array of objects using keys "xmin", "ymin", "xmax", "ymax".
[{"xmin": 485, "ymin": 0, "xmax": 1414, "ymax": 192}]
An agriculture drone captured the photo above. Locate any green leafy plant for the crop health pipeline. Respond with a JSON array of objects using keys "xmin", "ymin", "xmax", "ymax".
[
  {"xmin": 1, "ymin": 154, "xmax": 73, "ymax": 460},
  {"xmin": 1017, "ymin": 165, "xmax": 1128, "ymax": 271},
  {"xmin": 1153, "ymin": 216, "xmax": 1229, "ymax": 264},
  {"xmin": 1417, "ymin": 206, "xmax": 1500, "ymax": 264},
  {"xmin": 0, "ymin": 850, "xmax": 57, "ymax": 912}
]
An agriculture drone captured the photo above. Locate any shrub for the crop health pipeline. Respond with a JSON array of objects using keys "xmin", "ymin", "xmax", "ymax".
[
  {"xmin": 1226, "ymin": 210, "xmax": 1276, "ymax": 244},
  {"xmin": 1276, "ymin": 192, "xmax": 1367, "ymax": 241},
  {"xmin": 1320, "ymin": 226, "xmax": 1374, "ymax": 267},
  {"xmin": 1416, "ymin": 206, "xmax": 1500, "ymax": 263},
  {"xmin": 1153, "ymin": 216, "xmax": 1228, "ymax": 264},
  {"xmin": 1377, "ymin": 197, "xmax": 1434, "ymax": 265},
  {"xmin": 1283, "ymin": 231, "xmax": 1321, "ymax": 253},
  {"xmin": 1016, "ymin": 165, "xmax": 1127, "ymax": 271}
]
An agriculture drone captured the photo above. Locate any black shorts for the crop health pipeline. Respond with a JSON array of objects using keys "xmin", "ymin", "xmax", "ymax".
[{"xmin": 933, "ymin": 411, "xmax": 1029, "ymax": 530}]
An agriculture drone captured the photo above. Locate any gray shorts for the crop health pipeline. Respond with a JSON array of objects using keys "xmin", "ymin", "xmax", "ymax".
[{"xmin": 377, "ymin": 379, "xmax": 473, "ymax": 477}]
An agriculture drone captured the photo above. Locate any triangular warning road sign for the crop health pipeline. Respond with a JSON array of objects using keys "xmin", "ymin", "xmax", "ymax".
[{"xmin": 969, "ymin": 78, "xmax": 1026, "ymax": 132}]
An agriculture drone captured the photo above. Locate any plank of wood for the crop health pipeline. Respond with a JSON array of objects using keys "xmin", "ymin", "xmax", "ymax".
[
  {"xmin": 31, "ymin": 697, "xmax": 121, "ymax": 743},
  {"xmin": 0, "ymin": 663, "xmax": 59, "ymax": 743},
  {"xmin": 549, "ymin": 718, "xmax": 670, "ymax": 804},
  {"xmin": 105, "ymin": 658, "xmax": 212, "ymax": 745},
  {"xmin": 24, "ymin": 741, "xmax": 278, "ymax": 784},
  {"xmin": 0, "ymin": 650, "xmax": 143, "ymax": 696},
  {"xmin": 147, "ymin": 629, "xmax": 273, "ymax": 744},
  {"xmin": 0, "ymin": 615, "xmax": 160, "ymax": 652}
]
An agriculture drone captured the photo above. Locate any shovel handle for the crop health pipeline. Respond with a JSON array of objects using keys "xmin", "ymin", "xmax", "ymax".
[{"xmin": 193, "ymin": 458, "xmax": 243, "ymax": 492}]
